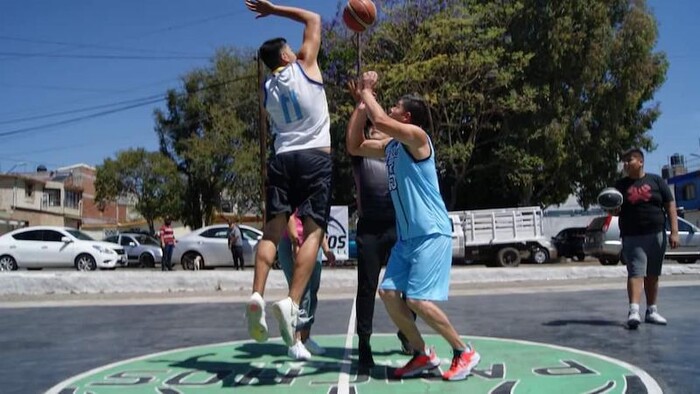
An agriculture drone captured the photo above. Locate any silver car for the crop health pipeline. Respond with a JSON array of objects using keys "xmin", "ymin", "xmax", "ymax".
[
  {"xmin": 103, "ymin": 233, "xmax": 163, "ymax": 268},
  {"xmin": 584, "ymin": 215, "xmax": 700, "ymax": 265},
  {"xmin": 172, "ymin": 224, "xmax": 262, "ymax": 270}
]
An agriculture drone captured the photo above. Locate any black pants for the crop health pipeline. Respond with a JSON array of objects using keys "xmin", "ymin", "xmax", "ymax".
[
  {"xmin": 356, "ymin": 218, "xmax": 397, "ymax": 338},
  {"xmin": 231, "ymin": 246, "xmax": 244, "ymax": 270}
]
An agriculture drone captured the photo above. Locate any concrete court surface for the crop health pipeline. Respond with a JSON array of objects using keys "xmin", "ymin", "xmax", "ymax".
[{"xmin": 1, "ymin": 276, "xmax": 699, "ymax": 394}]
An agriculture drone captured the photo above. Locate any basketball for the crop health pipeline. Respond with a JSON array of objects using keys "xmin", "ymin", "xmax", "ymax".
[
  {"xmin": 343, "ymin": 0, "xmax": 377, "ymax": 33},
  {"xmin": 597, "ymin": 187, "xmax": 624, "ymax": 210}
]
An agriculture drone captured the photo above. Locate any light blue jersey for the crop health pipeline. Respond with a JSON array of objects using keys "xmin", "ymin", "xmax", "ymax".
[{"xmin": 384, "ymin": 139, "xmax": 452, "ymax": 240}]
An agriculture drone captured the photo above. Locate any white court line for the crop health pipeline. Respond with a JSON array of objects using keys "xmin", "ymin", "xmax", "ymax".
[{"xmin": 336, "ymin": 296, "xmax": 357, "ymax": 394}]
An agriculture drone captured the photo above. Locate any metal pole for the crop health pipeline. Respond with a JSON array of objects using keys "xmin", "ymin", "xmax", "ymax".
[
  {"xmin": 355, "ymin": 33, "xmax": 362, "ymax": 76},
  {"xmin": 257, "ymin": 56, "xmax": 268, "ymax": 223}
]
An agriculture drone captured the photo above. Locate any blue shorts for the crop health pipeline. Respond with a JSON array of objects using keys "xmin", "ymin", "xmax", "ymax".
[{"xmin": 379, "ymin": 234, "xmax": 452, "ymax": 301}]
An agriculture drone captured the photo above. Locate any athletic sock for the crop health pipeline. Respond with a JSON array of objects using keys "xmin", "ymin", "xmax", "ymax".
[{"xmin": 629, "ymin": 303, "xmax": 640, "ymax": 313}]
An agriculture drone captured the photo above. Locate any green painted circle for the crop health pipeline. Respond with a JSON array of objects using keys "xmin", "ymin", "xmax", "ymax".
[{"xmin": 47, "ymin": 334, "xmax": 661, "ymax": 394}]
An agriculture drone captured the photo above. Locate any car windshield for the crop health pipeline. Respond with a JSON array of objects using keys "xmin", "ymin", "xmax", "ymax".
[
  {"xmin": 66, "ymin": 229, "xmax": 94, "ymax": 241},
  {"xmin": 135, "ymin": 235, "xmax": 160, "ymax": 246}
]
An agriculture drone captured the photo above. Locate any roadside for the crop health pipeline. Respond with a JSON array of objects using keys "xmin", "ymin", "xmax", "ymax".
[{"xmin": 1, "ymin": 266, "xmax": 698, "ymax": 308}]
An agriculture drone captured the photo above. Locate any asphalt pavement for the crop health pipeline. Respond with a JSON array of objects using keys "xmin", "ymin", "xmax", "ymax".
[{"xmin": 1, "ymin": 271, "xmax": 699, "ymax": 394}]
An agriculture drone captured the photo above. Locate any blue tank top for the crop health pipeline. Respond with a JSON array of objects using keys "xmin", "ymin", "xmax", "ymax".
[{"xmin": 384, "ymin": 139, "xmax": 451, "ymax": 240}]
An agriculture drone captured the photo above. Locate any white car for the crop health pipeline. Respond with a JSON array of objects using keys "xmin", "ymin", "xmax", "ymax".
[
  {"xmin": 0, "ymin": 226, "xmax": 127, "ymax": 271},
  {"xmin": 172, "ymin": 224, "xmax": 262, "ymax": 270}
]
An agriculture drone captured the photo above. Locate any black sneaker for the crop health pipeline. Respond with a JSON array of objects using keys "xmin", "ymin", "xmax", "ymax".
[{"xmin": 397, "ymin": 331, "xmax": 413, "ymax": 355}]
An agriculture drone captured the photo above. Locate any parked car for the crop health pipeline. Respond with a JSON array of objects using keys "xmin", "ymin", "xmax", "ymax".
[
  {"xmin": 552, "ymin": 227, "xmax": 587, "ymax": 261},
  {"xmin": 0, "ymin": 226, "xmax": 126, "ymax": 271},
  {"xmin": 172, "ymin": 224, "xmax": 262, "ymax": 270},
  {"xmin": 103, "ymin": 233, "xmax": 163, "ymax": 268},
  {"xmin": 584, "ymin": 215, "xmax": 700, "ymax": 265}
]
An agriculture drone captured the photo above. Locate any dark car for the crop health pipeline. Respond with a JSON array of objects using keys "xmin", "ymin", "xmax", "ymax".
[{"xmin": 552, "ymin": 227, "xmax": 587, "ymax": 261}]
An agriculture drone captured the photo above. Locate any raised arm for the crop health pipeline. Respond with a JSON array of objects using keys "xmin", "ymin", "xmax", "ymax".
[
  {"xmin": 245, "ymin": 0, "xmax": 321, "ymax": 72},
  {"xmin": 345, "ymin": 80, "xmax": 390, "ymax": 158},
  {"xmin": 359, "ymin": 71, "xmax": 430, "ymax": 160}
]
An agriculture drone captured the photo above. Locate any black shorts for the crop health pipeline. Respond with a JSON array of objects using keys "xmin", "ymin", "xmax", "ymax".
[{"xmin": 266, "ymin": 149, "xmax": 332, "ymax": 231}]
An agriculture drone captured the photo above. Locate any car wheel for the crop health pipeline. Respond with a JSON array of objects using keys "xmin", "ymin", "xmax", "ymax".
[
  {"xmin": 139, "ymin": 253, "xmax": 155, "ymax": 268},
  {"xmin": 181, "ymin": 252, "xmax": 202, "ymax": 270},
  {"xmin": 496, "ymin": 247, "xmax": 521, "ymax": 267},
  {"xmin": 599, "ymin": 258, "xmax": 619, "ymax": 266},
  {"xmin": 531, "ymin": 247, "xmax": 549, "ymax": 264},
  {"xmin": 574, "ymin": 254, "xmax": 586, "ymax": 261},
  {"xmin": 75, "ymin": 254, "xmax": 97, "ymax": 271},
  {"xmin": 0, "ymin": 255, "xmax": 18, "ymax": 271}
]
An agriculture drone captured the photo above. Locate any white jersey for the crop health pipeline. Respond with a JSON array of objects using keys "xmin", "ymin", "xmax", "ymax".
[{"xmin": 264, "ymin": 62, "xmax": 331, "ymax": 154}]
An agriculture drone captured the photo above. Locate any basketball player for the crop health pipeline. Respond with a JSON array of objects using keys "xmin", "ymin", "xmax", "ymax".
[
  {"xmin": 346, "ymin": 71, "xmax": 480, "ymax": 381},
  {"xmin": 244, "ymin": 0, "xmax": 332, "ymax": 348}
]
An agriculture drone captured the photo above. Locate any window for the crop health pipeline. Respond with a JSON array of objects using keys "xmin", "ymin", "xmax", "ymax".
[
  {"xmin": 200, "ymin": 227, "xmax": 228, "ymax": 239},
  {"xmin": 65, "ymin": 229, "xmax": 94, "ymax": 241},
  {"xmin": 43, "ymin": 230, "xmax": 65, "ymax": 242},
  {"xmin": 65, "ymin": 190, "xmax": 81, "ymax": 209},
  {"xmin": 683, "ymin": 184, "xmax": 696, "ymax": 201},
  {"xmin": 25, "ymin": 183, "xmax": 34, "ymax": 198},
  {"xmin": 12, "ymin": 230, "xmax": 42, "ymax": 241},
  {"xmin": 120, "ymin": 236, "xmax": 134, "ymax": 246},
  {"xmin": 677, "ymin": 219, "xmax": 693, "ymax": 233},
  {"xmin": 44, "ymin": 189, "xmax": 61, "ymax": 207},
  {"xmin": 104, "ymin": 236, "xmax": 119, "ymax": 244},
  {"xmin": 241, "ymin": 228, "xmax": 261, "ymax": 241}
]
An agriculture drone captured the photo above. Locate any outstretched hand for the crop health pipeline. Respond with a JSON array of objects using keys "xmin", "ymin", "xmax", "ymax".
[
  {"xmin": 360, "ymin": 71, "xmax": 378, "ymax": 92},
  {"xmin": 347, "ymin": 80, "xmax": 361, "ymax": 103},
  {"xmin": 245, "ymin": 0, "xmax": 275, "ymax": 18}
]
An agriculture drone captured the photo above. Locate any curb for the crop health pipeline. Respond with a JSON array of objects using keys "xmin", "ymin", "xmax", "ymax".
[{"xmin": 1, "ymin": 265, "xmax": 699, "ymax": 296}]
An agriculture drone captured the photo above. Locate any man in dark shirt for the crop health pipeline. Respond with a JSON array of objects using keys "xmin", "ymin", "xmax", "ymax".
[
  {"xmin": 346, "ymin": 82, "xmax": 413, "ymax": 369},
  {"xmin": 611, "ymin": 148, "xmax": 679, "ymax": 329}
]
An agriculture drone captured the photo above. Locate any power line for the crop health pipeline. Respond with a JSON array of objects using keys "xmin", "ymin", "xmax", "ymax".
[
  {"xmin": 0, "ymin": 73, "xmax": 257, "ymax": 139},
  {"xmin": 0, "ymin": 94, "xmax": 165, "ymax": 125},
  {"xmin": 0, "ymin": 52, "xmax": 210, "ymax": 60},
  {"xmin": 0, "ymin": 76, "xmax": 181, "ymax": 118},
  {"xmin": 0, "ymin": 97, "xmax": 165, "ymax": 138},
  {"xmin": 0, "ymin": 35, "xmax": 211, "ymax": 57},
  {"xmin": 0, "ymin": 10, "xmax": 244, "ymax": 62}
]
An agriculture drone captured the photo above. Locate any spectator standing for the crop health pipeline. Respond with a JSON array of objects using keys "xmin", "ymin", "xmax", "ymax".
[
  {"xmin": 228, "ymin": 222, "xmax": 245, "ymax": 270},
  {"xmin": 159, "ymin": 218, "xmax": 176, "ymax": 271}
]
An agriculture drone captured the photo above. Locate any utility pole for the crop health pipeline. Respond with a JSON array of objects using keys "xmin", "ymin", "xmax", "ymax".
[{"xmin": 257, "ymin": 56, "xmax": 268, "ymax": 222}]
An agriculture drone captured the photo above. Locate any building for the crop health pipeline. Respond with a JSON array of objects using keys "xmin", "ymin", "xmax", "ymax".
[
  {"xmin": 0, "ymin": 164, "xmax": 131, "ymax": 235},
  {"xmin": 663, "ymin": 154, "xmax": 700, "ymax": 226}
]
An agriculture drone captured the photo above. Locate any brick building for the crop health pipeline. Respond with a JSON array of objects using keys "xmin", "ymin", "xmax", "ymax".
[{"xmin": 0, "ymin": 164, "xmax": 131, "ymax": 234}]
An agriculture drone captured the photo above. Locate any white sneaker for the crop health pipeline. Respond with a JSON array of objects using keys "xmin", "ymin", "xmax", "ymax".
[
  {"xmin": 288, "ymin": 340, "xmax": 312, "ymax": 360},
  {"xmin": 645, "ymin": 308, "xmax": 668, "ymax": 325},
  {"xmin": 272, "ymin": 297, "xmax": 298, "ymax": 347},
  {"xmin": 246, "ymin": 292, "xmax": 268, "ymax": 342},
  {"xmin": 303, "ymin": 337, "xmax": 326, "ymax": 355},
  {"xmin": 627, "ymin": 310, "xmax": 641, "ymax": 329}
]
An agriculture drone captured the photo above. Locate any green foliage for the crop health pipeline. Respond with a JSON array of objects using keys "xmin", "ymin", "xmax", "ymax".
[
  {"xmin": 320, "ymin": 0, "xmax": 666, "ymax": 210},
  {"xmin": 95, "ymin": 148, "xmax": 183, "ymax": 234},
  {"xmin": 153, "ymin": 49, "xmax": 262, "ymax": 228}
]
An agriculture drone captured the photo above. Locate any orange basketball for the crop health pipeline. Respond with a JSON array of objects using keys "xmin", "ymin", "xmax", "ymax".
[{"xmin": 342, "ymin": 0, "xmax": 377, "ymax": 33}]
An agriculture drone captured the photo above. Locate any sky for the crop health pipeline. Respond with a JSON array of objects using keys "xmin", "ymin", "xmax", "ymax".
[{"xmin": 0, "ymin": 0, "xmax": 698, "ymax": 176}]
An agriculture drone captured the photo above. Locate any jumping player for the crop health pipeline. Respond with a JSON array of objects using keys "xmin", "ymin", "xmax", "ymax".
[{"xmin": 244, "ymin": 0, "xmax": 332, "ymax": 348}]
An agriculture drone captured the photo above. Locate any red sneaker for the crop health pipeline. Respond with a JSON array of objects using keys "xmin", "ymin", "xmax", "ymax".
[
  {"xmin": 442, "ymin": 347, "xmax": 481, "ymax": 381},
  {"xmin": 394, "ymin": 347, "xmax": 441, "ymax": 378}
]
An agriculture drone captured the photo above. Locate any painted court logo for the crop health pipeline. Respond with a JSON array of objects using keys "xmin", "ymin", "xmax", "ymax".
[{"xmin": 47, "ymin": 334, "xmax": 661, "ymax": 394}]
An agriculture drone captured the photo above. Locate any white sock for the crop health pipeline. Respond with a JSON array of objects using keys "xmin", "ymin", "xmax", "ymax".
[
  {"xmin": 629, "ymin": 303, "xmax": 640, "ymax": 313},
  {"xmin": 647, "ymin": 304, "xmax": 658, "ymax": 313}
]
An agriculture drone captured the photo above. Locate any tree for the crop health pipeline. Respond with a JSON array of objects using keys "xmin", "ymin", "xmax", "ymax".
[
  {"xmin": 154, "ymin": 49, "xmax": 262, "ymax": 228},
  {"xmin": 95, "ymin": 148, "xmax": 183, "ymax": 234},
  {"xmin": 319, "ymin": 0, "xmax": 666, "ymax": 210}
]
